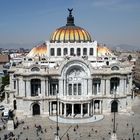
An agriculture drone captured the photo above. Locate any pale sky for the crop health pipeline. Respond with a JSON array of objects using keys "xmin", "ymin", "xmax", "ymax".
[{"xmin": 0, "ymin": 0, "xmax": 140, "ymax": 49}]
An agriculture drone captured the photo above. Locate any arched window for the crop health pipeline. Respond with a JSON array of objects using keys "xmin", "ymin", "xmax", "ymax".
[
  {"xmin": 111, "ymin": 66, "xmax": 119, "ymax": 71},
  {"xmin": 89, "ymin": 48, "xmax": 93, "ymax": 55},
  {"xmin": 50, "ymin": 48, "xmax": 55, "ymax": 56},
  {"xmin": 31, "ymin": 67, "xmax": 40, "ymax": 72},
  {"xmin": 70, "ymin": 48, "xmax": 74, "ymax": 56},
  {"xmin": 77, "ymin": 48, "xmax": 81, "ymax": 56},
  {"xmin": 83, "ymin": 48, "xmax": 87, "ymax": 55},
  {"xmin": 57, "ymin": 48, "xmax": 61, "ymax": 56},
  {"xmin": 63, "ymin": 48, "xmax": 68, "ymax": 55}
]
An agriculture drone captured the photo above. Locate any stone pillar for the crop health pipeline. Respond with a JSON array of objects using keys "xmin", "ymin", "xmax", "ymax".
[
  {"xmin": 26, "ymin": 80, "xmax": 30, "ymax": 97},
  {"xmin": 57, "ymin": 101, "xmax": 59, "ymax": 115},
  {"xmin": 50, "ymin": 102, "xmax": 52, "ymax": 115},
  {"xmin": 72, "ymin": 104, "xmax": 74, "ymax": 118},
  {"xmin": 124, "ymin": 79, "xmax": 126, "ymax": 95},
  {"xmin": 18, "ymin": 77, "xmax": 25, "ymax": 97},
  {"xmin": 88, "ymin": 103, "xmax": 90, "ymax": 116},
  {"xmin": 97, "ymin": 83, "xmax": 99, "ymax": 95},
  {"xmin": 119, "ymin": 79, "xmax": 124, "ymax": 96},
  {"xmin": 64, "ymin": 79, "xmax": 66, "ymax": 96},
  {"xmin": 88, "ymin": 79, "xmax": 92, "ymax": 95},
  {"xmin": 101, "ymin": 79, "xmax": 105, "ymax": 95},
  {"xmin": 64, "ymin": 103, "xmax": 66, "ymax": 117},
  {"xmin": 41, "ymin": 80, "xmax": 45, "ymax": 97},
  {"xmin": 60, "ymin": 102, "xmax": 62, "ymax": 116},
  {"xmin": 81, "ymin": 104, "xmax": 83, "ymax": 118},
  {"xmin": 59, "ymin": 79, "xmax": 63, "ymax": 96},
  {"xmin": 99, "ymin": 100, "xmax": 102, "ymax": 114},
  {"xmin": 45, "ymin": 79, "xmax": 48, "ymax": 96},
  {"xmin": 93, "ymin": 100, "xmax": 95, "ymax": 114},
  {"xmin": 106, "ymin": 79, "xmax": 110, "ymax": 95}
]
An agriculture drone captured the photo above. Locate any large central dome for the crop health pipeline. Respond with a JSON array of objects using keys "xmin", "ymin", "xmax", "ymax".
[{"xmin": 50, "ymin": 9, "xmax": 92, "ymax": 43}]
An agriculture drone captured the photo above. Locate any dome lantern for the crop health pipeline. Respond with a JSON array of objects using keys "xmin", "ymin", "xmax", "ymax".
[
  {"xmin": 66, "ymin": 8, "xmax": 75, "ymax": 26},
  {"xmin": 50, "ymin": 9, "xmax": 93, "ymax": 43}
]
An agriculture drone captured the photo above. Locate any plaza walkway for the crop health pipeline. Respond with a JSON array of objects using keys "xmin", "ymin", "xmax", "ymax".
[{"xmin": 49, "ymin": 115, "xmax": 104, "ymax": 124}]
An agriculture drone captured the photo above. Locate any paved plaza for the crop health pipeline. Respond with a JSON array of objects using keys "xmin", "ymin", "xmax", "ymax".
[{"xmin": 0, "ymin": 96, "xmax": 140, "ymax": 140}]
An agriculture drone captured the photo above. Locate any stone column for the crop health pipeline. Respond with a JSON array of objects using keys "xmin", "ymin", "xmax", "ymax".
[
  {"xmin": 81, "ymin": 104, "xmax": 83, "ymax": 118},
  {"xmin": 97, "ymin": 83, "xmax": 99, "ymax": 95},
  {"xmin": 101, "ymin": 79, "xmax": 105, "ymax": 95},
  {"xmin": 64, "ymin": 103, "xmax": 66, "ymax": 117},
  {"xmin": 57, "ymin": 101, "xmax": 59, "ymax": 115},
  {"xmin": 26, "ymin": 79, "xmax": 30, "ymax": 97},
  {"xmin": 60, "ymin": 102, "xmax": 62, "ymax": 116},
  {"xmin": 59, "ymin": 79, "xmax": 63, "ymax": 96},
  {"xmin": 45, "ymin": 79, "xmax": 48, "ymax": 96},
  {"xmin": 72, "ymin": 104, "xmax": 74, "ymax": 118},
  {"xmin": 88, "ymin": 103, "xmax": 90, "ymax": 116},
  {"xmin": 50, "ymin": 102, "xmax": 52, "ymax": 115},
  {"xmin": 41, "ymin": 80, "xmax": 45, "ymax": 97},
  {"xmin": 99, "ymin": 100, "xmax": 102, "ymax": 114},
  {"xmin": 124, "ymin": 79, "xmax": 126, "ymax": 95},
  {"xmin": 119, "ymin": 78, "xmax": 124, "ymax": 96},
  {"xmin": 93, "ymin": 101, "xmax": 95, "ymax": 114},
  {"xmin": 88, "ymin": 78, "xmax": 92, "ymax": 95},
  {"xmin": 64, "ymin": 79, "xmax": 66, "ymax": 96},
  {"xmin": 106, "ymin": 79, "xmax": 110, "ymax": 95}
]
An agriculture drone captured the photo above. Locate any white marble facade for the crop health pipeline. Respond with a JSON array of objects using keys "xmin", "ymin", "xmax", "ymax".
[{"xmin": 6, "ymin": 10, "xmax": 133, "ymax": 119}]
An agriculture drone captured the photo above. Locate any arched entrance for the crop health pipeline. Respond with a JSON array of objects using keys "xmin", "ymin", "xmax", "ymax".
[
  {"xmin": 111, "ymin": 100, "xmax": 118, "ymax": 112},
  {"xmin": 33, "ymin": 103, "xmax": 40, "ymax": 115}
]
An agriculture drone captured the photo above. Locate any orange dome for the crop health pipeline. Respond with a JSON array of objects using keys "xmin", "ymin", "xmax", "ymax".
[
  {"xmin": 50, "ymin": 9, "xmax": 92, "ymax": 43},
  {"xmin": 27, "ymin": 43, "xmax": 47, "ymax": 58},
  {"xmin": 97, "ymin": 45, "xmax": 113, "ymax": 56}
]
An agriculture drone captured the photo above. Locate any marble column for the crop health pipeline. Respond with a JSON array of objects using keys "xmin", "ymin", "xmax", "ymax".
[
  {"xmin": 88, "ymin": 79, "xmax": 92, "ymax": 95},
  {"xmin": 93, "ymin": 101, "xmax": 95, "ymax": 114},
  {"xmin": 26, "ymin": 80, "xmax": 30, "ymax": 97},
  {"xmin": 59, "ymin": 79, "xmax": 63, "ymax": 96},
  {"xmin": 64, "ymin": 103, "xmax": 66, "ymax": 117},
  {"xmin": 41, "ymin": 80, "xmax": 45, "ymax": 97},
  {"xmin": 45, "ymin": 79, "xmax": 48, "ymax": 96},
  {"xmin": 81, "ymin": 104, "xmax": 83, "ymax": 118},
  {"xmin": 99, "ymin": 100, "xmax": 102, "ymax": 114},
  {"xmin": 101, "ymin": 79, "xmax": 105, "ymax": 95},
  {"xmin": 72, "ymin": 104, "xmax": 74, "ymax": 118},
  {"xmin": 106, "ymin": 79, "xmax": 110, "ymax": 95},
  {"xmin": 50, "ymin": 102, "xmax": 52, "ymax": 115},
  {"xmin": 88, "ymin": 103, "xmax": 90, "ymax": 116},
  {"xmin": 119, "ymin": 79, "xmax": 124, "ymax": 96},
  {"xmin": 57, "ymin": 101, "xmax": 59, "ymax": 115}
]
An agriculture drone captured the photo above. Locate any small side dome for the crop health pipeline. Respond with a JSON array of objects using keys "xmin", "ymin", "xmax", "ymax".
[
  {"xmin": 27, "ymin": 43, "xmax": 47, "ymax": 58},
  {"xmin": 97, "ymin": 44, "xmax": 113, "ymax": 57},
  {"xmin": 50, "ymin": 9, "xmax": 92, "ymax": 43}
]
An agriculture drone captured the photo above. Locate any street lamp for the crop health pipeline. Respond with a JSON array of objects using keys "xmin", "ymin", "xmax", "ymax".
[
  {"xmin": 55, "ymin": 84, "xmax": 60, "ymax": 140},
  {"xmin": 111, "ymin": 89, "xmax": 117, "ymax": 140}
]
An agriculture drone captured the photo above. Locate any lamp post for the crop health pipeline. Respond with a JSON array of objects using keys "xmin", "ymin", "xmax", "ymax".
[
  {"xmin": 111, "ymin": 89, "xmax": 117, "ymax": 140},
  {"xmin": 55, "ymin": 84, "xmax": 60, "ymax": 140}
]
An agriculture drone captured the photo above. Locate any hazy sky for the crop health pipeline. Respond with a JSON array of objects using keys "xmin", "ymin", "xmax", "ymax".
[{"xmin": 0, "ymin": 0, "xmax": 140, "ymax": 48}]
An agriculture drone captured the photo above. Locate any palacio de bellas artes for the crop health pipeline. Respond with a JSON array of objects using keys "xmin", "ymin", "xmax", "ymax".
[{"xmin": 4, "ymin": 9, "xmax": 133, "ymax": 123}]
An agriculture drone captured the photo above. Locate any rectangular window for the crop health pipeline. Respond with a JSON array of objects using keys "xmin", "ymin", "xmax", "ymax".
[
  {"xmin": 68, "ymin": 84, "xmax": 72, "ymax": 95},
  {"xmin": 70, "ymin": 48, "xmax": 74, "ymax": 55},
  {"xmin": 50, "ymin": 48, "xmax": 55, "ymax": 56},
  {"xmin": 90, "ymin": 48, "xmax": 93, "ymax": 55},
  {"xmin": 77, "ymin": 48, "xmax": 81, "ymax": 56},
  {"xmin": 57, "ymin": 48, "xmax": 61, "ymax": 56},
  {"xmin": 83, "ymin": 48, "xmax": 87, "ymax": 55},
  {"xmin": 74, "ymin": 84, "xmax": 77, "ymax": 95},
  {"xmin": 63, "ymin": 48, "xmax": 68, "ymax": 55},
  {"xmin": 78, "ymin": 83, "xmax": 81, "ymax": 95},
  {"xmin": 14, "ymin": 80, "xmax": 16, "ymax": 89}
]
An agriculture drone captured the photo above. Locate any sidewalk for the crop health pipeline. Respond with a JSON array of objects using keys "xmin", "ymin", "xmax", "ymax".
[{"xmin": 49, "ymin": 115, "xmax": 104, "ymax": 124}]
